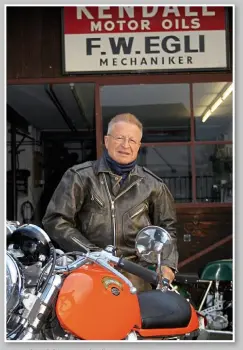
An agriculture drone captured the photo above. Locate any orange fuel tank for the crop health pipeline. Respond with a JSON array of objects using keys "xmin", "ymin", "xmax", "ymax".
[{"xmin": 56, "ymin": 264, "xmax": 141, "ymax": 340}]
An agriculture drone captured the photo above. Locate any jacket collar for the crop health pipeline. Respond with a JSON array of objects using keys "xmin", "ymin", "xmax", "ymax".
[{"xmin": 93, "ymin": 156, "xmax": 145, "ymax": 179}]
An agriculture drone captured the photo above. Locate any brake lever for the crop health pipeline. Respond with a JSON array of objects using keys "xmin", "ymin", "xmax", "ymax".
[
  {"xmin": 54, "ymin": 250, "xmax": 107, "ymax": 273},
  {"xmin": 54, "ymin": 254, "xmax": 88, "ymax": 273},
  {"xmin": 87, "ymin": 250, "xmax": 137, "ymax": 294}
]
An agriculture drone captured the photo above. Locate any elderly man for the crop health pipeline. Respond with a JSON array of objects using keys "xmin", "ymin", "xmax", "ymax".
[{"xmin": 42, "ymin": 113, "xmax": 178, "ymax": 291}]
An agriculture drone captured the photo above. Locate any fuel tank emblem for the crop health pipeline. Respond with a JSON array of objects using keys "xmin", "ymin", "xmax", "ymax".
[{"xmin": 101, "ymin": 276, "xmax": 123, "ymax": 291}]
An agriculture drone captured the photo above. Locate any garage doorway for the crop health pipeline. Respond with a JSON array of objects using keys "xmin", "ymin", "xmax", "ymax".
[{"xmin": 7, "ymin": 83, "xmax": 96, "ymax": 223}]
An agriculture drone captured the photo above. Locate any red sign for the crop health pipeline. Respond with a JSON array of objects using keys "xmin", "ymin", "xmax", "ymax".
[{"xmin": 64, "ymin": 6, "xmax": 226, "ymax": 34}]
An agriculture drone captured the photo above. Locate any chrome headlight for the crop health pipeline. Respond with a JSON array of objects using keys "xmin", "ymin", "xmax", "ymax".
[{"xmin": 6, "ymin": 253, "xmax": 23, "ymax": 315}]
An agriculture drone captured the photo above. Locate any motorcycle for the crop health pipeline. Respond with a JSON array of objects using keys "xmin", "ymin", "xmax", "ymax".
[
  {"xmin": 6, "ymin": 221, "xmax": 203, "ymax": 341},
  {"xmin": 173, "ymin": 260, "xmax": 233, "ymax": 339}
]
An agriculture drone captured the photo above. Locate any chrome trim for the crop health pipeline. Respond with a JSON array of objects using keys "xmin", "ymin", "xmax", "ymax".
[
  {"xmin": 17, "ymin": 326, "xmax": 35, "ymax": 340},
  {"xmin": 6, "ymin": 253, "xmax": 23, "ymax": 315}
]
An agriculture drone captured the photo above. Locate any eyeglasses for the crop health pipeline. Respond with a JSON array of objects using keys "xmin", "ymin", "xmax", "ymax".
[{"xmin": 107, "ymin": 134, "xmax": 140, "ymax": 146}]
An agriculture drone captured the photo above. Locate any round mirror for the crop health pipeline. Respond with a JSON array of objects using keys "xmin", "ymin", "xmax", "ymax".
[{"xmin": 135, "ymin": 226, "xmax": 172, "ymax": 264}]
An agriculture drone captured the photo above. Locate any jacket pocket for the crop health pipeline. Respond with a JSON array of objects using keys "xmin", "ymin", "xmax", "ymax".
[
  {"xmin": 90, "ymin": 192, "xmax": 104, "ymax": 208},
  {"xmin": 122, "ymin": 202, "xmax": 151, "ymax": 248},
  {"xmin": 81, "ymin": 191, "xmax": 105, "ymax": 213},
  {"xmin": 130, "ymin": 203, "xmax": 149, "ymax": 219}
]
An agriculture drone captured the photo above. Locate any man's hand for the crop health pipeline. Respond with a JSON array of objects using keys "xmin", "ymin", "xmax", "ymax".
[{"xmin": 156, "ymin": 265, "xmax": 175, "ymax": 284}]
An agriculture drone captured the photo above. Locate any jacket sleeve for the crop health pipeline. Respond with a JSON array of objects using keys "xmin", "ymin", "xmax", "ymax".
[
  {"xmin": 151, "ymin": 182, "xmax": 179, "ymax": 272},
  {"xmin": 42, "ymin": 168, "xmax": 99, "ymax": 253}
]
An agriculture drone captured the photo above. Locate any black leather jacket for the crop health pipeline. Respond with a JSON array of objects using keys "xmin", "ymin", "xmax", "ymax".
[{"xmin": 42, "ymin": 156, "xmax": 179, "ymax": 271}]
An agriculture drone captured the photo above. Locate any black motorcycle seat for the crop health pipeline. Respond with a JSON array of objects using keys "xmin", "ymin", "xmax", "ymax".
[
  {"xmin": 174, "ymin": 272, "xmax": 199, "ymax": 284},
  {"xmin": 137, "ymin": 290, "xmax": 192, "ymax": 329}
]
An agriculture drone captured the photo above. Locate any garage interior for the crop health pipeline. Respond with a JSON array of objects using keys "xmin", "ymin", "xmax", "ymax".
[{"xmin": 7, "ymin": 81, "xmax": 232, "ymax": 225}]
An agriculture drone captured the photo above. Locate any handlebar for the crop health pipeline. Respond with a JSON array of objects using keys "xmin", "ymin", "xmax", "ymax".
[
  {"xmin": 55, "ymin": 256, "xmax": 87, "ymax": 272},
  {"xmin": 117, "ymin": 257, "xmax": 158, "ymax": 286},
  {"xmin": 54, "ymin": 248, "xmax": 159, "ymax": 293}
]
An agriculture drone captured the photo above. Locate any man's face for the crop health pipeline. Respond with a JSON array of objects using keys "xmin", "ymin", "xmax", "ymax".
[{"xmin": 104, "ymin": 121, "xmax": 142, "ymax": 164}]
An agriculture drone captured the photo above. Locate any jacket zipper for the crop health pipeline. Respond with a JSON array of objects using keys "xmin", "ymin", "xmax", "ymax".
[
  {"xmin": 102, "ymin": 174, "xmax": 143, "ymax": 249},
  {"xmin": 115, "ymin": 179, "xmax": 143, "ymax": 201},
  {"xmin": 91, "ymin": 193, "xmax": 104, "ymax": 208},
  {"xmin": 71, "ymin": 236, "xmax": 90, "ymax": 250},
  {"xmin": 103, "ymin": 175, "xmax": 116, "ymax": 248},
  {"xmin": 130, "ymin": 203, "xmax": 148, "ymax": 219}
]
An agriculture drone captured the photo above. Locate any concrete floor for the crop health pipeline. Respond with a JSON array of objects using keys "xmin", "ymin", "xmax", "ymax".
[{"xmin": 197, "ymin": 329, "xmax": 233, "ymax": 340}]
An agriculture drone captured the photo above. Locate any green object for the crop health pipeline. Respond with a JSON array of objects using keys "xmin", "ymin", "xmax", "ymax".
[
  {"xmin": 200, "ymin": 259, "xmax": 232, "ymax": 281},
  {"xmin": 173, "ymin": 284, "xmax": 192, "ymax": 300}
]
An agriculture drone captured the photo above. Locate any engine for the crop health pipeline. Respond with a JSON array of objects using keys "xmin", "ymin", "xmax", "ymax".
[{"xmin": 202, "ymin": 281, "xmax": 232, "ymax": 331}]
